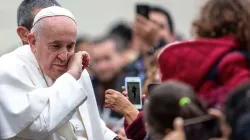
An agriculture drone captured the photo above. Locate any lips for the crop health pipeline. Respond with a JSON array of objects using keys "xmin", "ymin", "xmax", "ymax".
[
  {"xmin": 53, "ymin": 64, "xmax": 67, "ymax": 70},
  {"xmin": 54, "ymin": 64, "xmax": 66, "ymax": 67}
]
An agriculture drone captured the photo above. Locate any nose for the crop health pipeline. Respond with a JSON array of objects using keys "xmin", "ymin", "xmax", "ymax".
[
  {"xmin": 98, "ymin": 60, "xmax": 109, "ymax": 71},
  {"xmin": 58, "ymin": 50, "xmax": 68, "ymax": 61}
]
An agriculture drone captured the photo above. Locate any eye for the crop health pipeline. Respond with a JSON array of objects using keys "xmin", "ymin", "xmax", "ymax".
[
  {"xmin": 94, "ymin": 59, "xmax": 99, "ymax": 64},
  {"xmin": 67, "ymin": 44, "xmax": 75, "ymax": 51},
  {"xmin": 104, "ymin": 56, "xmax": 111, "ymax": 61},
  {"xmin": 49, "ymin": 44, "xmax": 61, "ymax": 52}
]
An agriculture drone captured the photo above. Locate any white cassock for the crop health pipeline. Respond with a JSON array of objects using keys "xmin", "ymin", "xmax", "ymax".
[{"xmin": 0, "ymin": 45, "xmax": 117, "ymax": 140}]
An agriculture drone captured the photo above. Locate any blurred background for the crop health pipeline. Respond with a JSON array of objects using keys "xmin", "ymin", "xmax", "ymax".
[{"xmin": 0, "ymin": 0, "xmax": 204, "ymax": 56}]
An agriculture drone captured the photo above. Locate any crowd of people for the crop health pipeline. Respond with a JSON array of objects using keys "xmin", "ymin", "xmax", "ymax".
[{"xmin": 1, "ymin": 0, "xmax": 250, "ymax": 140}]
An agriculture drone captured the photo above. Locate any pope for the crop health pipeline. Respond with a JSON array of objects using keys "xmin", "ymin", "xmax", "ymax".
[{"xmin": 0, "ymin": 6, "xmax": 117, "ymax": 140}]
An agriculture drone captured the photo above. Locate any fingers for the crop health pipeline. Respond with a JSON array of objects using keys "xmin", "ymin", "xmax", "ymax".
[
  {"xmin": 104, "ymin": 98, "xmax": 113, "ymax": 108},
  {"xmin": 104, "ymin": 93, "xmax": 115, "ymax": 108},
  {"xmin": 134, "ymin": 22, "xmax": 146, "ymax": 35},
  {"xmin": 208, "ymin": 108, "xmax": 231, "ymax": 138},
  {"xmin": 209, "ymin": 138, "xmax": 227, "ymax": 140},
  {"xmin": 78, "ymin": 51, "xmax": 90, "ymax": 68},
  {"xmin": 173, "ymin": 117, "xmax": 184, "ymax": 131},
  {"xmin": 122, "ymin": 86, "xmax": 126, "ymax": 91},
  {"xmin": 136, "ymin": 14, "xmax": 148, "ymax": 25},
  {"xmin": 163, "ymin": 118, "xmax": 185, "ymax": 140},
  {"xmin": 134, "ymin": 14, "xmax": 149, "ymax": 34},
  {"xmin": 105, "ymin": 89, "xmax": 120, "ymax": 108},
  {"xmin": 208, "ymin": 108, "xmax": 227, "ymax": 128},
  {"xmin": 118, "ymin": 135, "xmax": 127, "ymax": 140},
  {"xmin": 121, "ymin": 86, "xmax": 128, "ymax": 98},
  {"xmin": 122, "ymin": 91, "xmax": 128, "ymax": 96},
  {"xmin": 134, "ymin": 14, "xmax": 160, "ymax": 46},
  {"xmin": 105, "ymin": 89, "xmax": 118, "ymax": 95},
  {"xmin": 208, "ymin": 109, "xmax": 224, "ymax": 122},
  {"xmin": 122, "ymin": 91, "xmax": 128, "ymax": 98},
  {"xmin": 142, "ymin": 94, "xmax": 147, "ymax": 101}
]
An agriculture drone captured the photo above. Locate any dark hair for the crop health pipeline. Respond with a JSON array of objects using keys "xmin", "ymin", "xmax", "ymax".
[
  {"xmin": 17, "ymin": 0, "xmax": 61, "ymax": 31},
  {"xmin": 224, "ymin": 82, "xmax": 250, "ymax": 140},
  {"xmin": 109, "ymin": 21, "xmax": 132, "ymax": 45},
  {"xmin": 93, "ymin": 34, "xmax": 126, "ymax": 53},
  {"xmin": 151, "ymin": 6, "xmax": 175, "ymax": 34},
  {"xmin": 76, "ymin": 36, "xmax": 91, "ymax": 47},
  {"xmin": 192, "ymin": 0, "xmax": 250, "ymax": 48},
  {"xmin": 144, "ymin": 81, "xmax": 206, "ymax": 139}
]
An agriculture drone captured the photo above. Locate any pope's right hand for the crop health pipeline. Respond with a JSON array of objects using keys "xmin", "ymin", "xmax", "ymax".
[{"xmin": 67, "ymin": 51, "xmax": 90, "ymax": 80}]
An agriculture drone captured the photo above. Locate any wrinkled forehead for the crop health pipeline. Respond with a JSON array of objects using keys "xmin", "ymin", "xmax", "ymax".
[
  {"xmin": 93, "ymin": 40, "xmax": 117, "ymax": 53},
  {"xmin": 36, "ymin": 16, "xmax": 77, "ymax": 43}
]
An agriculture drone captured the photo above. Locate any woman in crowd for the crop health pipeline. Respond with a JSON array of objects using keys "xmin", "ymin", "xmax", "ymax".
[
  {"xmin": 160, "ymin": 82, "xmax": 250, "ymax": 140},
  {"xmin": 159, "ymin": 0, "xmax": 250, "ymax": 107},
  {"xmin": 144, "ymin": 81, "xmax": 207, "ymax": 140}
]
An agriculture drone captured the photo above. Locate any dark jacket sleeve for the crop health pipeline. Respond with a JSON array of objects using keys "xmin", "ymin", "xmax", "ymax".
[{"xmin": 124, "ymin": 111, "xmax": 147, "ymax": 140}]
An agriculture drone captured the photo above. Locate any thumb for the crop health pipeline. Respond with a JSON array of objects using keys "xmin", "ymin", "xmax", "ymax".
[
  {"xmin": 122, "ymin": 86, "xmax": 126, "ymax": 91},
  {"xmin": 173, "ymin": 117, "xmax": 184, "ymax": 131},
  {"xmin": 142, "ymin": 94, "xmax": 147, "ymax": 101}
]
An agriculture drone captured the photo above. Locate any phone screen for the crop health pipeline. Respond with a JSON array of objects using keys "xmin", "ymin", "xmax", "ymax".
[
  {"xmin": 127, "ymin": 82, "xmax": 141, "ymax": 105},
  {"xmin": 147, "ymin": 83, "xmax": 160, "ymax": 96},
  {"xmin": 184, "ymin": 116, "xmax": 221, "ymax": 140}
]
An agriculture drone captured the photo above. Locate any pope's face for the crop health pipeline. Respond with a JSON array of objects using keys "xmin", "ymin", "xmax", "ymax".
[{"xmin": 29, "ymin": 16, "xmax": 77, "ymax": 81}]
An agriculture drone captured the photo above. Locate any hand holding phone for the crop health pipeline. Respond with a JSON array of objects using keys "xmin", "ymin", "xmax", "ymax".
[
  {"xmin": 136, "ymin": 4, "xmax": 150, "ymax": 19},
  {"xmin": 162, "ymin": 118, "xmax": 186, "ymax": 140},
  {"xmin": 134, "ymin": 4, "xmax": 161, "ymax": 46},
  {"xmin": 125, "ymin": 77, "xmax": 142, "ymax": 109},
  {"xmin": 147, "ymin": 83, "xmax": 161, "ymax": 96},
  {"xmin": 184, "ymin": 115, "xmax": 221, "ymax": 140}
]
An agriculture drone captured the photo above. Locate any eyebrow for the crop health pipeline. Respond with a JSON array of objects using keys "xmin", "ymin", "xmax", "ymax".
[
  {"xmin": 68, "ymin": 42, "xmax": 76, "ymax": 46},
  {"xmin": 48, "ymin": 40, "xmax": 63, "ymax": 44},
  {"xmin": 48, "ymin": 41, "xmax": 76, "ymax": 45}
]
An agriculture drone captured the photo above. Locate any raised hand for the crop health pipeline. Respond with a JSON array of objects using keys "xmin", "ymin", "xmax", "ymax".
[{"xmin": 67, "ymin": 51, "xmax": 90, "ymax": 80}]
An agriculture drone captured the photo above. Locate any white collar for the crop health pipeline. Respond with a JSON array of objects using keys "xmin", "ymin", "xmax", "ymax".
[{"xmin": 24, "ymin": 45, "xmax": 54, "ymax": 87}]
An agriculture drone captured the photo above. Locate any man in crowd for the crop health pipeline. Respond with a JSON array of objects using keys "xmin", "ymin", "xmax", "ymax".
[
  {"xmin": 131, "ymin": 5, "xmax": 176, "ymax": 51},
  {"xmin": 148, "ymin": 6, "xmax": 176, "ymax": 44},
  {"xmin": 91, "ymin": 35, "xmax": 136, "ymax": 126},
  {"xmin": 75, "ymin": 36, "xmax": 94, "ymax": 78},
  {"xmin": 130, "ymin": 5, "xmax": 177, "ymax": 83},
  {"xmin": 0, "ymin": 6, "xmax": 118, "ymax": 140},
  {"xmin": 16, "ymin": 0, "xmax": 61, "ymax": 45}
]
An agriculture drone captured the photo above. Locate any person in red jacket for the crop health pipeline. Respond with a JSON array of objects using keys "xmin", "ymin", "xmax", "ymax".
[
  {"xmin": 158, "ymin": 35, "xmax": 250, "ymax": 107},
  {"xmin": 105, "ymin": 0, "xmax": 250, "ymax": 139}
]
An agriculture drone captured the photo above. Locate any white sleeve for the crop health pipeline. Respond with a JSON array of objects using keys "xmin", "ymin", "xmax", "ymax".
[
  {"xmin": 77, "ymin": 70, "xmax": 117, "ymax": 140},
  {"xmin": 18, "ymin": 73, "xmax": 87, "ymax": 139},
  {"xmin": 0, "ymin": 71, "xmax": 87, "ymax": 139},
  {"xmin": 100, "ymin": 120, "xmax": 117, "ymax": 140}
]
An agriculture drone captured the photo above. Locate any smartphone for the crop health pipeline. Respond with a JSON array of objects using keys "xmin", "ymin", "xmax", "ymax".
[
  {"xmin": 125, "ymin": 77, "xmax": 142, "ymax": 109},
  {"xmin": 184, "ymin": 115, "xmax": 221, "ymax": 140},
  {"xmin": 147, "ymin": 83, "xmax": 161, "ymax": 96},
  {"xmin": 136, "ymin": 4, "xmax": 150, "ymax": 19}
]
